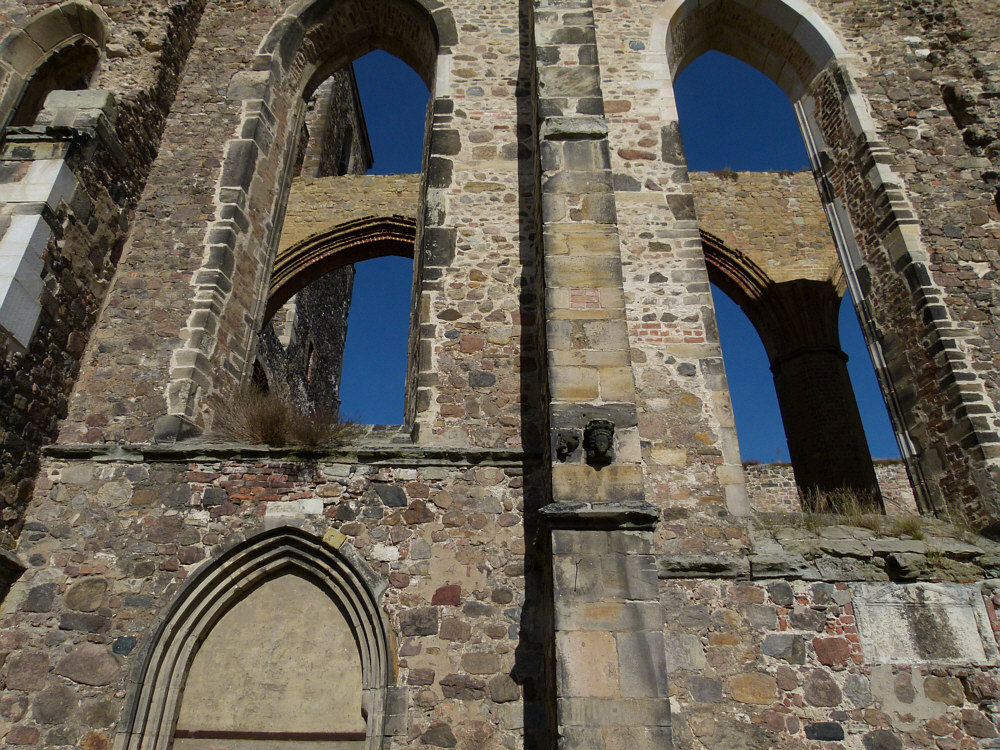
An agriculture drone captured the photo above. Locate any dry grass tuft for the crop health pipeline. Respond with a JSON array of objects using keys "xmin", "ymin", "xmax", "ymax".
[
  {"xmin": 211, "ymin": 386, "xmax": 360, "ymax": 447},
  {"xmin": 890, "ymin": 516, "xmax": 924, "ymax": 540},
  {"xmin": 801, "ymin": 486, "xmax": 885, "ymax": 533},
  {"xmin": 712, "ymin": 167, "xmax": 739, "ymax": 181}
]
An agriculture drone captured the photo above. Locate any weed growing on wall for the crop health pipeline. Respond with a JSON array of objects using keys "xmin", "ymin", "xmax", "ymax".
[{"xmin": 210, "ymin": 386, "xmax": 359, "ymax": 447}]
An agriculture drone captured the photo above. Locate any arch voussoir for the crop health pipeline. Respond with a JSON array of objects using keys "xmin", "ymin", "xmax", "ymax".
[
  {"xmin": 265, "ymin": 214, "xmax": 416, "ymax": 321},
  {"xmin": 117, "ymin": 526, "xmax": 392, "ymax": 750}
]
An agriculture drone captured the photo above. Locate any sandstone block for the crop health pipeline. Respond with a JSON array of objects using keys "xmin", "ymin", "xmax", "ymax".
[
  {"xmin": 557, "ymin": 631, "xmax": 619, "ymax": 698},
  {"xmin": 924, "ymin": 675, "xmax": 964, "ymax": 706},
  {"xmin": 761, "ymin": 634, "xmax": 805, "ymax": 664},
  {"xmin": 804, "ymin": 669, "xmax": 842, "ymax": 707},
  {"xmin": 65, "ymin": 577, "xmax": 107, "ymax": 612},
  {"xmin": 664, "ymin": 632, "xmax": 706, "ymax": 673},
  {"xmin": 488, "ymin": 674, "xmax": 520, "ymax": 703},
  {"xmin": 727, "ymin": 673, "xmax": 777, "ymax": 705},
  {"xmin": 5, "ymin": 652, "xmax": 49, "ymax": 690}
]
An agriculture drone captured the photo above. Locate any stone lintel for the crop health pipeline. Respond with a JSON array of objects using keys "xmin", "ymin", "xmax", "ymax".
[
  {"xmin": 1, "ymin": 128, "xmax": 76, "ymax": 158},
  {"xmin": 540, "ymin": 501, "xmax": 659, "ymax": 531}
]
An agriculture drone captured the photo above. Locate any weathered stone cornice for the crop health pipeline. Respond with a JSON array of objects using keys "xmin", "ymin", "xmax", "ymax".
[
  {"xmin": 539, "ymin": 500, "xmax": 660, "ymax": 530},
  {"xmin": 43, "ymin": 440, "xmax": 542, "ymax": 467}
]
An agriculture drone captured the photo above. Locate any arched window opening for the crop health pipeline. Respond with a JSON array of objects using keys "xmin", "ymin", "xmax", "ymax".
[
  {"xmin": 676, "ymin": 51, "xmax": 909, "ymax": 513},
  {"xmin": 0, "ymin": 2, "xmax": 109, "ymax": 137},
  {"xmin": 257, "ymin": 50, "xmax": 427, "ymax": 424},
  {"xmin": 167, "ymin": 0, "xmax": 456, "ymax": 442},
  {"xmin": 9, "ymin": 40, "xmax": 99, "ymax": 126}
]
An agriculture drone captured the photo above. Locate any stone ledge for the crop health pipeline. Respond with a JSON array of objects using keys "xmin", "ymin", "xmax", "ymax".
[
  {"xmin": 540, "ymin": 116, "xmax": 609, "ymax": 141},
  {"xmin": 656, "ymin": 555, "xmax": 750, "ymax": 579},
  {"xmin": 42, "ymin": 440, "xmax": 541, "ymax": 468},
  {"xmin": 540, "ymin": 501, "xmax": 659, "ymax": 530},
  {"xmin": 659, "ymin": 520, "xmax": 1000, "ymax": 582}
]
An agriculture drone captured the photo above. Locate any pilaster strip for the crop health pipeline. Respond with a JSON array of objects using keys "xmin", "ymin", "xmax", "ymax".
[
  {"xmin": 534, "ymin": 0, "xmax": 643, "ymax": 507},
  {"xmin": 532, "ymin": 2, "xmax": 671, "ymax": 746}
]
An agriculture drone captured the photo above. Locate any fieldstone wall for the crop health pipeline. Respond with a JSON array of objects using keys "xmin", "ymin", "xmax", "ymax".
[
  {"xmin": 798, "ymin": 3, "xmax": 1000, "ymax": 523},
  {"xmin": 256, "ymin": 267, "xmax": 356, "ymax": 415},
  {"xmin": 746, "ymin": 462, "xmax": 919, "ymax": 516},
  {"xmin": 0, "ymin": 0, "xmax": 207, "ymax": 541},
  {"xmin": 52, "ymin": 0, "xmax": 302, "ymax": 446},
  {"xmin": 0, "ymin": 442, "xmax": 540, "ymax": 749},
  {"xmin": 661, "ymin": 518, "xmax": 1000, "ymax": 749},
  {"xmin": 0, "ymin": 1, "xmax": 998, "ymax": 750},
  {"xmin": 662, "ymin": 574, "xmax": 1000, "ymax": 750},
  {"xmin": 594, "ymin": 0, "xmax": 1000, "ymax": 526}
]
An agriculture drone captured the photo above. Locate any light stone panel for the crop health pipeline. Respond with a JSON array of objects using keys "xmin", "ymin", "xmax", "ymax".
[{"xmin": 852, "ymin": 582, "xmax": 1000, "ymax": 666}]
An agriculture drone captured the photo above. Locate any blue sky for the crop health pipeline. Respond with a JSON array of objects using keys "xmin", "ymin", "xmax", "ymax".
[
  {"xmin": 334, "ymin": 49, "xmax": 899, "ymax": 461},
  {"xmin": 674, "ymin": 51, "xmax": 898, "ymax": 460},
  {"xmin": 335, "ymin": 52, "xmax": 425, "ymax": 425}
]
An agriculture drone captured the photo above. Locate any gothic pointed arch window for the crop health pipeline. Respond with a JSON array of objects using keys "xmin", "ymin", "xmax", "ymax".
[
  {"xmin": 633, "ymin": 0, "xmax": 992, "ymax": 520},
  {"xmin": 256, "ymin": 52, "xmax": 427, "ymax": 423},
  {"xmin": 165, "ymin": 0, "xmax": 458, "ymax": 435},
  {"xmin": 116, "ymin": 527, "xmax": 393, "ymax": 750},
  {"xmin": 672, "ymin": 52, "xmax": 901, "ymax": 511}
]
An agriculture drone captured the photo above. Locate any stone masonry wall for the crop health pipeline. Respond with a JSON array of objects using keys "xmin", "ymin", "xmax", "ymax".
[
  {"xmin": 0, "ymin": 0, "xmax": 207, "ymax": 541},
  {"xmin": 256, "ymin": 266, "xmax": 356, "ymax": 415},
  {"xmin": 661, "ymin": 517, "xmax": 1000, "ymax": 749},
  {"xmin": 0, "ymin": 2, "xmax": 999, "ymax": 750},
  {"xmin": 55, "ymin": 0, "xmax": 295, "ymax": 446},
  {"xmin": 745, "ymin": 462, "xmax": 919, "ymax": 516},
  {"xmin": 689, "ymin": 170, "xmax": 882, "ymax": 499},
  {"xmin": 298, "ymin": 67, "xmax": 371, "ymax": 180},
  {"xmin": 0, "ymin": 444, "xmax": 540, "ymax": 749},
  {"xmin": 689, "ymin": 170, "xmax": 841, "ymax": 285},
  {"xmin": 277, "ymin": 173, "xmax": 420, "ymax": 256},
  {"xmin": 662, "ymin": 574, "xmax": 1000, "ymax": 750},
  {"xmin": 802, "ymin": 2, "xmax": 1000, "ymax": 522}
]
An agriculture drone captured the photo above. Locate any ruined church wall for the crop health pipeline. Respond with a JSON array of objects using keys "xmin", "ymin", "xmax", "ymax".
[
  {"xmin": 662, "ymin": 570, "xmax": 1000, "ymax": 750},
  {"xmin": 57, "ymin": 0, "xmax": 299, "ymax": 447},
  {"xmin": 0, "ymin": 448, "xmax": 539, "ymax": 748},
  {"xmin": 593, "ymin": 0, "xmax": 1000, "ymax": 534},
  {"xmin": 798, "ymin": 0, "xmax": 1000, "ymax": 520},
  {"xmin": 277, "ymin": 173, "xmax": 421, "ymax": 254},
  {"xmin": 49, "ymin": 0, "xmax": 532, "ymax": 453},
  {"xmin": 745, "ymin": 462, "xmax": 919, "ymax": 516},
  {"xmin": 0, "ymin": 1, "xmax": 999, "ymax": 749},
  {"xmin": 0, "ymin": 1, "xmax": 540, "ymax": 746},
  {"xmin": 0, "ymin": 0, "xmax": 206, "ymax": 538},
  {"xmin": 688, "ymin": 170, "xmax": 842, "ymax": 285}
]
